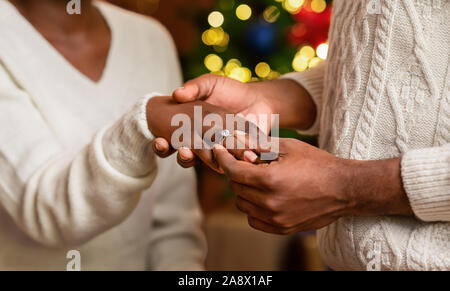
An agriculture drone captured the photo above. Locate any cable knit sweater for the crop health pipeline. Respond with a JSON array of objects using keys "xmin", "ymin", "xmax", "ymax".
[
  {"xmin": 0, "ymin": 1, "xmax": 205, "ymax": 270},
  {"xmin": 284, "ymin": 0, "xmax": 450, "ymax": 270}
]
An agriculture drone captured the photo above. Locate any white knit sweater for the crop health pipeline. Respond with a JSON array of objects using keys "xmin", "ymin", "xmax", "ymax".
[
  {"xmin": 284, "ymin": 0, "xmax": 450, "ymax": 270},
  {"xmin": 0, "ymin": 1, "xmax": 205, "ymax": 270}
]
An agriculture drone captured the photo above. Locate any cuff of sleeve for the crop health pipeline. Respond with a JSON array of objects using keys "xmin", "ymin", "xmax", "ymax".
[
  {"xmin": 102, "ymin": 93, "xmax": 162, "ymax": 178},
  {"xmin": 280, "ymin": 62, "xmax": 326, "ymax": 136},
  {"xmin": 401, "ymin": 146, "xmax": 450, "ymax": 222}
]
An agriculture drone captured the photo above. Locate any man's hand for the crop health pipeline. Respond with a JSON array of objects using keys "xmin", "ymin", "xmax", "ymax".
[
  {"xmin": 212, "ymin": 138, "xmax": 413, "ymax": 235},
  {"xmin": 153, "ymin": 74, "xmax": 316, "ymax": 169},
  {"xmin": 173, "ymin": 74, "xmax": 275, "ymax": 133}
]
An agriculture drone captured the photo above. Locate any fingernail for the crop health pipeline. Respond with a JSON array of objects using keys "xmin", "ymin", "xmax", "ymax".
[
  {"xmin": 155, "ymin": 142, "xmax": 163, "ymax": 152},
  {"xmin": 179, "ymin": 147, "xmax": 193, "ymax": 161},
  {"xmin": 243, "ymin": 151, "xmax": 258, "ymax": 163},
  {"xmin": 176, "ymin": 86, "xmax": 185, "ymax": 91}
]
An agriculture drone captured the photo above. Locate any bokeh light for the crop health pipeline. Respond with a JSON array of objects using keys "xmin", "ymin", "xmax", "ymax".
[
  {"xmin": 308, "ymin": 57, "xmax": 322, "ymax": 68},
  {"xmin": 224, "ymin": 59, "xmax": 242, "ymax": 75},
  {"xmin": 283, "ymin": 0, "xmax": 305, "ymax": 14},
  {"xmin": 204, "ymin": 54, "xmax": 223, "ymax": 72},
  {"xmin": 255, "ymin": 62, "xmax": 271, "ymax": 78},
  {"xmin": 299, "ymin": 45, "xmax": 315, "ymax": 60},
  {"xmin": 311, "ymin": 0, "xmax": 327, "ymax": 13},
  {"xmin": 208, "ymin": 11, "xmax": 224, "ymax": 27},
  {"xmin": 236, "ymin": 4, "xmax": 252, "ymax": 21},
  {"xmin": 292, "ymin": 55, "xmax": 309, "ymax": 72},
  {"xmin": 316, "ymin": 43, "xmax": 328, "ymax": 60},
  {"xmin": 229, "ymin": 67, "xmax": 252, "ymax": 82},
  {"xmin": 263, "ymin": 6, "xmax": 281, "ymax": 23}
]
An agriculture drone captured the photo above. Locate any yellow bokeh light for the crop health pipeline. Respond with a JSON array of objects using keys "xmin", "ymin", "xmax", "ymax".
[
  {"xmin": 267, "ymin": 71, "xmax": 281, "ymax": 80},
  {"xmin": 224, "ymin": 63, "xmax": 239, "ymax": 76},
  {"xmin": 227, "ymin": 58, "xmax": 242, "ymax": 67},
  {"xmin": 229, "ymin": 67, "xmax": 252, "ymax": 83},
  {"xmin": 214, "ymin": 45, "xmax": 228, "ymax": 53},
  {"xmin": 255, "ymin": 62, "xmax": 271, "ymax": 78},
  {"xmin": 236, "ymin": 4, "xmax": 252, "ymax": 21},
  {"xmin": 204, "ymin": 54, "xmax": 223, "ymax": 72},
  {"xmin": 224, "ymin": 59, "xmax": 242, "ymax": 76},
  {"xmin": 263, "ymin": 6, "xmax": 280, "ymax": 23},
  {"xmin": 217, "ymin": 32, "xmax": 229, "ymax": 46},
  {"xmin": 311, "ymin": 0, "xmax": 327, "ymax": 13},
  {"xmin": 212, "ymin": 70, "xmax": 225, "ymax": 76},
  {"xmin": 298, "ymin": 45, "xmax": 316, "ymax": 60},
  {"xmin": 292, "ymin": 55, "xmax": 309, "ymax": 72},
  {"xmin": 316, "ymin": 43, "xmax": 329, "ymax": 60},
  {"xmin": 308, "ymin": 57, "xmax": 322, "ymax": 68},
  {"xmin": 208, "ymin": 11, "xmax": 224, "ymax": 27},
  {"xmin": 283, "ymin": 0, "xmax": 305, "ymax": 14},
  {"xmin": 202, "ymin": 27, "xmax": 223, "ymax": 46},
  {"xmin": 201, "ymin": 30, "xmax": 212, "ymax": 45}
]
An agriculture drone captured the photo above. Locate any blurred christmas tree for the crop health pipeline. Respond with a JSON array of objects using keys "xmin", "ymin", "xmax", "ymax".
[
  {"xmin": 184, "ymin": 0, "xmax": 332, "ymax": 81},
  {"xmin": 188, "ymin": 0, "xmax": 333, "ymax": 212},
  {"xmin": 184, "ymin": 0, "xmax": 332, "ymax": 142}
]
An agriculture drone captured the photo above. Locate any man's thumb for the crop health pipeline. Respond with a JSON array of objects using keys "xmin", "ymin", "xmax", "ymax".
[{"xmin": 172, "ymin": 84, "xmax": 199, "ymax": 103}]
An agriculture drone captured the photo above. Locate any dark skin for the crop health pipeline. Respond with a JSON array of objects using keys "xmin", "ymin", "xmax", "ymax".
[
  {"xmin": 10, "ymin": 0, "xmax": 110, "ymax": 82},
  {"xmin": 153, "ymin": 74, "xmax": 414, "ymax": 235},
  {"xmin": 147, "ymin": 96, "xmax": 264, "ymax": 172},
  {"xmin": 11, "ymin": 0, "xmax": 413, "ymax": 235}
]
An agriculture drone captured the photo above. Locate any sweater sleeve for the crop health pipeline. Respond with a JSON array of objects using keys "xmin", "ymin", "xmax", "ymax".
[
  {"xmin": 146, "ymin": 161, "xmax": 206, "ymax": 270},
  {"xmin": 401, "ymin": 144, "xmax": 450, "ymax": 222},
  {"xmin": 0, "ymin": 84, "xmax": 159, "ymax": 248},
  {"xmin": 280, "ymin": 61, "xmax": 327, "ymax": 135}
]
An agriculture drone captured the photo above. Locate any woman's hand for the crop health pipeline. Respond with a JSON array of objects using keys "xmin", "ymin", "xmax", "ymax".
[
  {"xmin": 146, "ymin": 96, "xmax": 261, "ymax": 172},
  {"xmin": 212, "ymin": 138, "xmax": 413, "ymax": 235}
]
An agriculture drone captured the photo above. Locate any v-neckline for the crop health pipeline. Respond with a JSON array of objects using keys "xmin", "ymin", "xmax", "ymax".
[{"xmin": 5, "ymin": 0, "xmax": 117, "ymax": 88}]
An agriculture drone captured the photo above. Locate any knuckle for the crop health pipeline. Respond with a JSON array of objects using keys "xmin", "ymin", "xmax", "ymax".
[
  {"xmin": 270, "ymin": 215, "xmax": 291, "ymax": 228},
  {"xmin": 262, "ymin": 171, "xmax": 279, "ymax": 189},
  {"xmin": 279, "ymin": 228, "xmax": 293, "ymax": 235},
  {"xmin": 270, "ymin": 215, "xmax": 284, "ymax": 226},
  {"xmin": 235, "ymin": 198, "xmax": 247, "ymax": 213},
  {"xmin": 247, "ymin": 217, "xmax": 258, "ymax": 229},
  {"xmin": 263, "ymin": 197, "xmax": 279, "ymax": 212}
]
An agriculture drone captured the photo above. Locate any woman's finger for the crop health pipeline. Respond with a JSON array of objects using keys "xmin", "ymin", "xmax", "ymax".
[
  {"xmin": 152, "ymin": 138, "xmax": 174, "ymax": 158},
  {"xmin": 177, "ymin": 147, "xmax": 197, "ymax": 168}
]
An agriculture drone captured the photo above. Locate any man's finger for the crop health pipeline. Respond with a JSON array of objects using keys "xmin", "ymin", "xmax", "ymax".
[
  {"xmin": 229, "ymin": 181, "xmax": 270, "ymax": 208},
  {"xmin": 172, "ymin": 74, "xmax": 220, "ymax": 103},
  {"xmin": 193, "ymin": 148, "xmax": 224, "ymax": 174},
  {"xmin": 247, "ymin": 217, "xmax": 296, "ymax": 235},
  {"xmin": 235, "ymin": 196, "xmax": 275, "ymax": 225},
  {"xmin": 212, "ymin": 144, "xmax": 264, "ymax": 186},
  {"xmin": 152, "ymin": 138, "xmax": 174, "ymax": 158}
]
